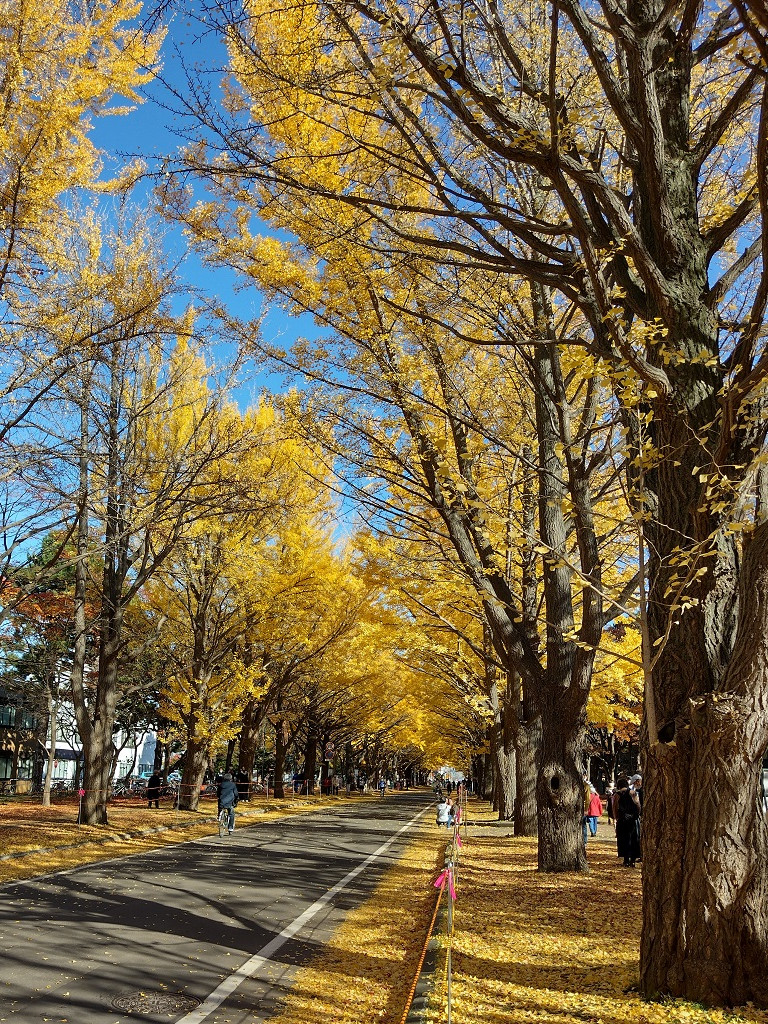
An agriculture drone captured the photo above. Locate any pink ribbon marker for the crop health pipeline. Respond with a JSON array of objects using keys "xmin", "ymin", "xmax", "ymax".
[
  {"xmin": 434, "ymin": 868, "xmax": 456, "ymax": 900},
  {"xmin": 78, "ymin": 788, "xmax": 85, "ymax": 797},
  {"xmin": 455, "ymin": 832, "xmax": 463, "ymax": 848}
]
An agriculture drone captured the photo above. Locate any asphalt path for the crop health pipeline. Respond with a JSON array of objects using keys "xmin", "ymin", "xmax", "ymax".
[{"xmin": 0, "ymin": 794, "xmax": 429, "ymax": 1024}]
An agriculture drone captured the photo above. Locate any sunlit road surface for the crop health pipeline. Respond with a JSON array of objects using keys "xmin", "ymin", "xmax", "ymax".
[{"xmin": 0, "ymin": 795, "xmax": 426, "ymax": 1024}]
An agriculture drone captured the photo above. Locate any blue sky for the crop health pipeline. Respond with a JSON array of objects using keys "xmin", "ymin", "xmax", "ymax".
[{"xmin": 90, "ymin": 5, "xmax": 322, "ymax": 406}]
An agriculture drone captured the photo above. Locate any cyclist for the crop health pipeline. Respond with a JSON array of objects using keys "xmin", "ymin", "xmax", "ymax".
[{"xmin": 217, "ymin": 772, "xmax": 239, "ymax": 834}]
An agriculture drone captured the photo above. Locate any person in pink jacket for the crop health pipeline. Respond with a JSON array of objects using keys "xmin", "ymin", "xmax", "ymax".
[{"xmin": 586, "ymin": 787, "xmax": 603, "ymax": 837}]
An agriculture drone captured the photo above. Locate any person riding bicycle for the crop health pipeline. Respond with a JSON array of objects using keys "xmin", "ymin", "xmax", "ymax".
[{"xmin": 217, "ymin": 772, "xmax": 239, "ymax": 834}]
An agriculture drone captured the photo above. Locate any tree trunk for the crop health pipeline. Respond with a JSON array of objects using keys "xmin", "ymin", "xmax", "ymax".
[
  {"xmin": 640, "ymin": 520, "xmax": 768, "ymax": 1004},
  {"xmin": 515, "ymin": 717, "xmax": 539, "ymax": 836},
  {"xmin": 178, "ymin": 734, "xmax": 208, "ymax": 811},
  {"xmin": 302, "ymin": 716, "xmax": 319, "ymax": 795},
  {"xmin": 79, "ymin": 722, "xmax": 113, "ymax": 824},
  {"xmin": 273, "ymin": 720, "xmax": 288, "ymax": 798},
  {"xmin": 42, "ymin": 692, "xmax": 56, "ymax": 808},
  {"xmin": 536, "ymin": 688, "xmax": 588, "ymax": 872},
  {"xmin": 238, "ymin": 699, "xmax": 262, "ymax": 779}
]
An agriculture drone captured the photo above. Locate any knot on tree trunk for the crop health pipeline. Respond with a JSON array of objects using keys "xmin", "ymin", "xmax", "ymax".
[
  {"xmin": 543, "ymin": 765, "xmax": 568, "ymax": 806},
  {"xmin": 689, "ymin": 692, "xmax": 753, "ymax": 753}
]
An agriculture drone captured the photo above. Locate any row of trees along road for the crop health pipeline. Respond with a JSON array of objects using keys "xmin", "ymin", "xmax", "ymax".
[
  {"xmin": 0, "ymin": 3, "xmax": 441, "ymax": 829},
  {"xmin": 164, "ymin": 0, "xmax": 768, "ymax": 1007}
]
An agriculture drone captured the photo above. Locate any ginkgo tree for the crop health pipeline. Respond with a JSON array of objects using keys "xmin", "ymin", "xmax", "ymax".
[
  {"xmin": 164, "ymin": 161, "xmax": 639, "ymax": 869},
  {"xmin": 170, "ymin": 0, "xmax": 768, "ymax": 1002},
  {"xmin": 0, "ymin": 0, "xmax": 162, "ymax": 612},
  {"xmin": 57, "ymin": 212, "xmax": 257, "ymax": 825},
  {"xmin": 143, "ymin": 400, "xmax": 318, "ymax": 810}
]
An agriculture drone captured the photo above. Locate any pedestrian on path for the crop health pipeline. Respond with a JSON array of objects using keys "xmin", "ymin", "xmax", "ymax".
[
  {"xmin": 146, "ymin": 771, "xmax": 162, "ymax": 809},
  {"xmin": 378, "ymin": 778, "xmax": 386, "ymax": 797},
  {"xmin": 217, "ymin": 772, "xmax": 239, "ymax": 834},
  {"xmin": 586, "ymin": 787, "xmax": 603, "ymax": 837},
  {"xmin": 615, "ymin": 776, "xmax": 641, "ymax": 867}
]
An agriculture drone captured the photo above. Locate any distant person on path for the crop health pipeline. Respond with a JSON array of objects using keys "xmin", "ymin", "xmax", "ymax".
[
  {"xmin": 378, "ymin": 778, "xmax": 386, "ymax": 797},
  {"xmin": 235, "ymin": 768, "xmax": 250, "ymax": 802},
  {"xmin": 586, "ymin": 786, "xmax": 603, "ymax": 837},
  {"xmin": 615, "ymin": 776, "xmax": 642, "ymax": 867},
  {"xmin": 217, "ymin": 771, "xmax": 239, "ymax": 834},
  {"xmin": 446, "ymin": 796, "xmax": 457, "ymax": 827},
  {"xmin": 436, "ymin": 796, "xmax": 451, "ymax": 828},
  {"xmin": 630, "ymin": 773, "xmax": 643, "ymax": 806},
  {"xmin": 605, "ymin": 782, "xmax": 617, "ymax": 827},
  {"xmin": 582, "ymin": 776, "xmax": 592, "ymax": 849},
  {"xmin": 146, "ymin": 771, "xmax": 162, "ymax": 809},
  {"xmin": 630, "ymin": 773, "xmax": 644, "ymax": 860}
]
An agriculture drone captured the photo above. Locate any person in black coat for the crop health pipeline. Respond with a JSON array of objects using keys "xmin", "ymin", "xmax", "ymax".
[
  {"xmin": 235, "ymin": 768, "xmax": 250, "ymax": 802},
  {"xmin": 146, "ymin": 772, "xmax": 162, "ymax": 809},
  {"xmin": 615, "ymin": 776, "xmax": 641, "ymax": 867},
  {"xmin": 217, "ymin": 772, "xmax": 239, "ymax": 833}
]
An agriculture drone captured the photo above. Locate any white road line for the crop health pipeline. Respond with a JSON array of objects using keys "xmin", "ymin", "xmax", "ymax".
[{"xmin": 176, "ymin": 806, "xmax": 427, "ymax": 1024}]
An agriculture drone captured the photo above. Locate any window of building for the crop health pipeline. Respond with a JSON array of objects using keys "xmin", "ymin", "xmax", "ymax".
[
  {"xmin": 16, "ymin": 754, "xmax": 33, "ymax": 780},
  {"xmin": 0, "ymin": 753, "xmax": 12, "ymax": 779},
  {"xmin": 0, "ymin": 706, "xmax": 16, "ymax": 728}
]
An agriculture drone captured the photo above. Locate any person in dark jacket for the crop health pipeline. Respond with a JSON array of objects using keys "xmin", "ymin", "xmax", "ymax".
[
  {"xmin": 217, "ymin": 772, "xmax": 239, "ymax": 833},
  {"xmin": 146, "ymin": 772, "xmax": 162, "ymax": 809},
  {"xmin": 235, "ymin": 768, "xmax": 250, "ymax": 802},
  {"xmin": 615, "ymin": 776, "xmax": 641, "ymax": 866}
]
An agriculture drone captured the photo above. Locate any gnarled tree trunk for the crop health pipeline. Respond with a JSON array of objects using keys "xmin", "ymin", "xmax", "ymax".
[{"xmin": 641, "ymin": 519, "xmax": 768, "ymax": 1004}]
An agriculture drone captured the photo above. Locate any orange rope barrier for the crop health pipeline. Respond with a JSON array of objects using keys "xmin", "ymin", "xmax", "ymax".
[{"xmin": 398, "ymin": 873, "xmax": 447, "ymax": 1024}]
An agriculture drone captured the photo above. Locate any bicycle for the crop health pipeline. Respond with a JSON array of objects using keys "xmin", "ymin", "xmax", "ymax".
[{"xmin": 218, "ymin": 806, "xmax": 235, "ymax": 836}]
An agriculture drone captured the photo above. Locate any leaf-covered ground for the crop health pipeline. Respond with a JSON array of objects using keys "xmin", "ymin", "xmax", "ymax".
[
  {"xmin": 430, "ymin": 811, "xmax": 768, "ymax": 1024},
  {"xmin": 260, "ymin": 815, "xmax": 443, "ymax": 1024},
  {"xmin": 0, "ymin": 794, "xmax": 361, "ymax": 884}
]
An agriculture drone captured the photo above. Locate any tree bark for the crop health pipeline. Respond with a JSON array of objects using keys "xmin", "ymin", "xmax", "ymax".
[
  {"xmin": 514, "ymin": 715, "xmax": 539, "ymax": 836},
  {"xmin": 238, "ymin": 698, "xmax": 262, "ymax": 779},
  {"xmin": 640, "ymin": 520, "xmax": 768, "ymax": 1004},
  {"xmin": 178, "ymin": 734, "xmax": 208, "ymax": 811},
  {"xmin": 302, "ymin": 715, "xmax": 319, "ymax": 795},
  {"xmin": 273, "ymin": 719, "xmax": 288, "ymax": 798},
  {"xmin": 42, "ymin": 691, "xmax": 56, "ymax": 808},
  {"xmin": 487, "ymin": 646, "xmax": 516, "ymax": 820}
]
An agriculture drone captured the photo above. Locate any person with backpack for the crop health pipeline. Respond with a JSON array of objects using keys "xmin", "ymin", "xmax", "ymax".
[{"xmin": 217, "ymin": 772, "xmax": 239, "ymax": 834}]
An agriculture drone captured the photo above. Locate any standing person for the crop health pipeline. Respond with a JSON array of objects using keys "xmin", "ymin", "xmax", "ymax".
[
  {"xmin": 605, "ymin": 782, "xmax": 617, "ymax": 827},
  {"xmin": 446, "ymin": 796, "xmax": 456, "ymax": 827},
  {"xmin": 615, "ymin": 776, "xmax": 642, "ymax": 866},
  {"xmin": 217, "ymin": 771, "xmax": 239, "ymax": 834},
  {"xmin": 630, "ymin": 773, "xmax": 643, "ymax": 806},
  {"xmin": 582, "ymin": 776, "xmax": 592, "ymax": 849},
  {"xmin": 630, "ymin": 773, "xmax": 644, "ymax": 860},
  {"xmin": 378, "ymin": 777, "xmax": 387, "ymax": 798},
  {"xmin": 586, "ymin": 786, "xmax": 603, "ymax": 837},
  {"xmin": 235, "ymin": 767, "xmax": 250, "ymax": 802},
  {"xmin": 146, "ymin": 771, "xmax": 162, "ymax": 809}
]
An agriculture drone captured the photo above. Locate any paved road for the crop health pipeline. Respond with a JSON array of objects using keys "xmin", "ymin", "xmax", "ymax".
[{"xmin": 0, "ymin": 795, "xmax": 427, "ymax": 1023}]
